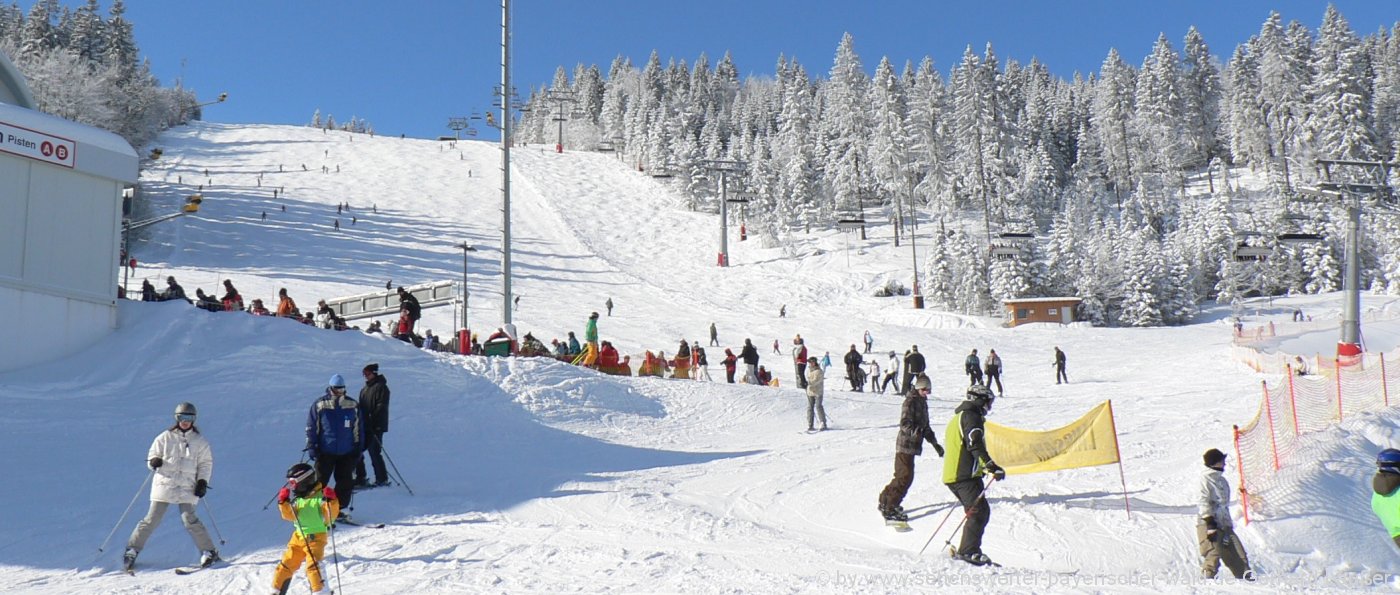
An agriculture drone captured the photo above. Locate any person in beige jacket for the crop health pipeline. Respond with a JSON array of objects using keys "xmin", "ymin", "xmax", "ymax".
[{"xmin": 804, "ymin": 357, "xmax": 827, "ymax": 431}]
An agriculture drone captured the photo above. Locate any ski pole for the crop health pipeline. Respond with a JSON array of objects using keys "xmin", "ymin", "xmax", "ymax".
[
  {"xmin": 327, "ymin": 514, "xmax": 344, "ymax": 595},
  {"xmin": 919, "ymin": 475, "xmax": 996, "ymax": 556},
  {"xmin": 379, "ymin": 444, "xmax": 414, "ymax": 496},
  {"xmin": 98, "ymin": 469, "xmax": 153, "ymax": 555},
  {"xmin": 200, "ymin": 497, "xmax": 226, "ymax": 546}
]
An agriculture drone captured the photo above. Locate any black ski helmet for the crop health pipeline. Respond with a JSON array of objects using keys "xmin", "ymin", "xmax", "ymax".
[
  {"xmin": 287, "ymin": 462, "xmax": 316, "ymax": 494},
  {"xmin": 966, "ymin": 384, "xmax": 994, "ymax": 410},
  {"xmin": 1378, "ymin": 449, "xmax": 1400, "ymax": 473},
  {"xmin": 174, "ymin": 402, "xmax": 197, "ymax": 421}
]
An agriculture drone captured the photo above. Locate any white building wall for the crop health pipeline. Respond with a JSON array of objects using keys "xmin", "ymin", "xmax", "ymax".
[{"xmin": 0, "ymin": 101, "xmax": 135, "ymax": 373}]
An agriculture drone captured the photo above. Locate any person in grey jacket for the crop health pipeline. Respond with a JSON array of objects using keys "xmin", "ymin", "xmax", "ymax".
[
  {"xmin": 877, "ymin": 374, "xmax": 943, "ymax": 521},
  {"xmin": 1198, "ymin": 448, "xmax": 1254, "ymax": 580},
  {"xmin": 804, "ymin": 357, "xmax": 827, "ymax": 431}
]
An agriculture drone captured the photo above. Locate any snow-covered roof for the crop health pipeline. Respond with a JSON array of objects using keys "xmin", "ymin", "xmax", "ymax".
[
  {"xmin": 1001, "ymin": 296, "xmax": 1082, "ymax": 304},
  {"xmin": 0, "ymin": 101, "xmax": 136, "ymax": 182}
]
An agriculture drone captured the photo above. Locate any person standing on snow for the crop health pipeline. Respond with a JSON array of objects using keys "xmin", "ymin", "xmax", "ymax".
[
  {"xmin": 964, "ymin": 349, "xmax": 983, "ymax": 386},
  {"xmin": 585, "ymin": 312, "xmax": 600, "ymax": 353},
  {"xmin": 942, "ymin": 384, "xmax": 1004, "ymax": 566},
  {"xmin": 902, "ymin": 346, "xmax": 926, "ymax": 393},
  {"xmin": 863, "ymin": 330, "xmax": 873, "ymax": 354},
  {"xmin": 866, "ymin": 359, "xmax": 882, "ymax": 393},
  {"xmin": 1054, "ymin": 346, "xmax": 1068, "ymax": 384},
  {"xmin": 276, "ymin": 287, "xmax": 298, "ymax": 317},
  {"xmin": 272, "ymin": 463, "xmax": 339, "ymax": 595},
  {"xmin": 844, "ymin": 345, "xmax": 865, "ymax": 391},
  {"xmin": 882, "ymin": 351, "xmax": 901, "ymax": 394},
  {"xmin": 804, "ymin": 357, "xmax": 828, "ymax": 431},
  {"xmin": 722, "ymin": 348, "xmax": 738, "ymax": 384},
  {"xmin": 709, "ymin": 322, "xmax": 719, "ymax": 347},
  {"xmin": 306, "ymin": 374, "xmax": 363, "ymax": 520},
  {"xmin": 694, "ymin": 343, "xmax": 712, "ymax": 382},
  {"xmin": 605, "ymin": 297, "xmax": 613, "ymax": 316},
  {"xmin": 983, "ymin": 349, "xmax": 1003, "ymax": 395},
  {"xmin": 354, "ymin": 363, "xmax": 391, "ymax": 488},
  {"xmin": 877, "ymin": 374, "xmax": 943, "ymax": 522},
  {"xmin": 1371, "ymin": 449, "xmax": 1400, "ymax": 550},
  {"xmin": 1197, "ymin": 448, "xmax": 1254, "ymax": 580},
  {"xmin": 793, "ymin": 335, "xmax": 809, "ymax": 390},
  {"xmin": 739, "ymin": 339, "xmax": 760, "ymax": 384},
  {"xmin": 123, "ymin": 402, "xmax": 219, "ymax": 572}
]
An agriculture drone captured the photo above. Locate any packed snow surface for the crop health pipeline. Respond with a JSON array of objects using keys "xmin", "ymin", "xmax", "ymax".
[{"xmin": 3, "ymin": 123, "xmax": 1400, "ymax": 593}]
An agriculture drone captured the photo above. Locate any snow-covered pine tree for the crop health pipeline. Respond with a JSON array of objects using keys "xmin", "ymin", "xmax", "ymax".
[
  {"xmin": 818, "ymin": 33, "xmax": 870, "ymax": 222},
  {"xmin": 1305, "ymin": 5, "xmax": 1378, "ymax": 163},
  {"xmin": 1091, "ymin": 48, "xmax": 1137, "ymax": 202}
]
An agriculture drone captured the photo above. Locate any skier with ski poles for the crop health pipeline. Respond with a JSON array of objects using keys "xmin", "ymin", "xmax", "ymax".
[
  {"xmin": 272, "ymin": 463, "xmax": 340, "ymax": 595},
  {"xmin": 877, "ymin": 374, "xmax": 944, "ymax": 527},
  {"xmin": 941, "ymin": 384, "xmax": 1004, "ymax": 566},
  {"xmin": 122, "ymin": 402, "xmax": 219, "ymax": 573}
]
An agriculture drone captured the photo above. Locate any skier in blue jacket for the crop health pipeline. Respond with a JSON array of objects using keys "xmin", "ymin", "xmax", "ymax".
[{"xmin": 306, "ymin": 374, "xmax": 363, "ymax": 520}]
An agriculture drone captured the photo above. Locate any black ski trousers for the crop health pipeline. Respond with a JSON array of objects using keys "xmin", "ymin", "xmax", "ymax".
[
  {"xmin": 355, "ymin": 432, "xmax": 388, "ymax": 485},
  {"xmin": 316, "ymin": 452, "xmax": 357, "ymax": 512},
  {"xmin": 947, "ymin": 478, "xmax": 991, "ymax": 556}
]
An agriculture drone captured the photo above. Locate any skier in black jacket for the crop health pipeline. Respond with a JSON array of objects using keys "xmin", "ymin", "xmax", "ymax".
[
  {"xmin": 844, "ymin": 345, "xmax": 864, "ymax": 391},
  {"xmin": 739, "ymin": 339, "xmax": 760, "ymax": 384},
  {"xmin": 354, "ymin": 364, "xmax": 392, "ymax": 487},
  {"xmin": 902, "ymin": 346, "xmax": 926, "ymax": 393}
]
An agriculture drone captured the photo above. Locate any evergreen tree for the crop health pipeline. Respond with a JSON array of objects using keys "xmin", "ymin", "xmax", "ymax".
[{"xmin": 1305, "ymin": 5, "xmax": 1378, "ymax": 162}]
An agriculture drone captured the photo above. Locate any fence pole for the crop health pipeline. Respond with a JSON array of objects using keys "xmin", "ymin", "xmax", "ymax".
[
  {"xmin": 1382, "ymin": 352, "xmax": 1390, "ymax": 408},
  {"xmin": 1336, "ymin": 358, "xmax": 1344, "ymax": 422},
  {"xmin": 1233, "ymin": 425, "xmax": 1250, "ymax": 525},
  {"xmin": 1262, "ymin": 380, "xmax": 1281, "ymax": 471},
  {"xmin": 1286, "ymin": 365, "xmax": 1300, "ymax": 436}
]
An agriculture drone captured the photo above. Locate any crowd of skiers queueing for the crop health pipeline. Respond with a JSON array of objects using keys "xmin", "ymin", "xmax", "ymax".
[
  {"xmin": 117, "ymin": 363, "xmax": 394, "ymax": 595},
  {"xmin": 124, "ymin": 277, "xmax": 462, "ymax": 353}
]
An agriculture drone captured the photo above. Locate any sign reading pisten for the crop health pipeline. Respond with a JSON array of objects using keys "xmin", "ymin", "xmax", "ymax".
[{"xmin": 0, "ymin": 119, "xmax": 76, "ymax": 168}]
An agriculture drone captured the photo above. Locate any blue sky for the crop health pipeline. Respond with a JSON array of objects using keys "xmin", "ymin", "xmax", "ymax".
[{"xmin": 120, "ymin": 1, "xmax": 1397, "ymax": 141}]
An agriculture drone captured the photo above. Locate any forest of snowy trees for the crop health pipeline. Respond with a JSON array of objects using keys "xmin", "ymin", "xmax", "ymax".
[
  {"xmin": 519, "ymin": 7, "xmax": 1400, "ymax": 326},
  {"xmin": 0, "ymin": 0, "xmax": 196, "ymax": 147}
]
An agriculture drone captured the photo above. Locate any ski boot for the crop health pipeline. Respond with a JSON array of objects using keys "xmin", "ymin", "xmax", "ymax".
[
  {"xmin": 955, "ymin": 551, "xmax": 994, "ymax": 566},
  {"xmin": 200, "ymin": 549, "xmax": 221, "ymax": 568},
  {"xmin": 122, "ymin": 547, "xmax": 138, "ymax": 573}
]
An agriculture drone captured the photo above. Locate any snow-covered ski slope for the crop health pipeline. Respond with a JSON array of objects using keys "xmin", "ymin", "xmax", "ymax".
[{"xmin": 3, "ymin": 122, "xmax": 1400, "ymax": 593}]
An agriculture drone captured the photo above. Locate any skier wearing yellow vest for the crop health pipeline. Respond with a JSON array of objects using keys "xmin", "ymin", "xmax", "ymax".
[
  {"xmin": 1372, "ymin": 449, "xmax": 1400, "ymax": 549},
  {"xmin": 273, "ymin": 463, "xmax": 341, "ymax": 595},
  {"xmin": 941, "ymin": 383, "xmax": 1004, "ymax": 567}
]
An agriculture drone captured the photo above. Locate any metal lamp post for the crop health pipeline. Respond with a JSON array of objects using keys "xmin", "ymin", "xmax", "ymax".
[{"xmin": 453, "ymin": 243, "xmax": 478, "ymax": 338}]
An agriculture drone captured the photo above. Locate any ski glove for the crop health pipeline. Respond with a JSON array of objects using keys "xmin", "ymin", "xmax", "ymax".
[
  {"xmin": 932, "ymin": 443, "xmax": 945, "ymax": 457},
  {"xmin": 277, "ymin": 487, "xmax": 291, "ymax": 504},
  {"xmin": 323, "ymin": 486, "xmax": 337, "ymax": 500},
  {"xmin": 194, "ymin": 479, "xmax": 208, "ymax": 498},
  {"xmin": 149, "ymin": 457, "xmax": 163, "ymax": 469},
  {"xmin": 986, "ymin": 461, "xmax": 1006, "ymax": 481}
]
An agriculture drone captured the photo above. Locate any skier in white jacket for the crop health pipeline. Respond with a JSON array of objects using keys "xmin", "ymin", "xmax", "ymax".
[
  {"xmin": 123, "ymin": 402, "xmax": 218, "ymax": 572},
  {"xmin": 1197, "ymin": 448, "xmax": 1253, "ymax": 580}
]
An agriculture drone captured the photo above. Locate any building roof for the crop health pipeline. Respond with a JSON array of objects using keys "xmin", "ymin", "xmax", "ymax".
[{"xmin": 1001, "ymin": 297, "xmax": 1082, "ymax": 305}]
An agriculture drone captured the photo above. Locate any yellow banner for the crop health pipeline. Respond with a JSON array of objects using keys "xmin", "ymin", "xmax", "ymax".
[{"xmin": 985, "ymin": 401, "xmax": 1120, "ymax": 475}]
